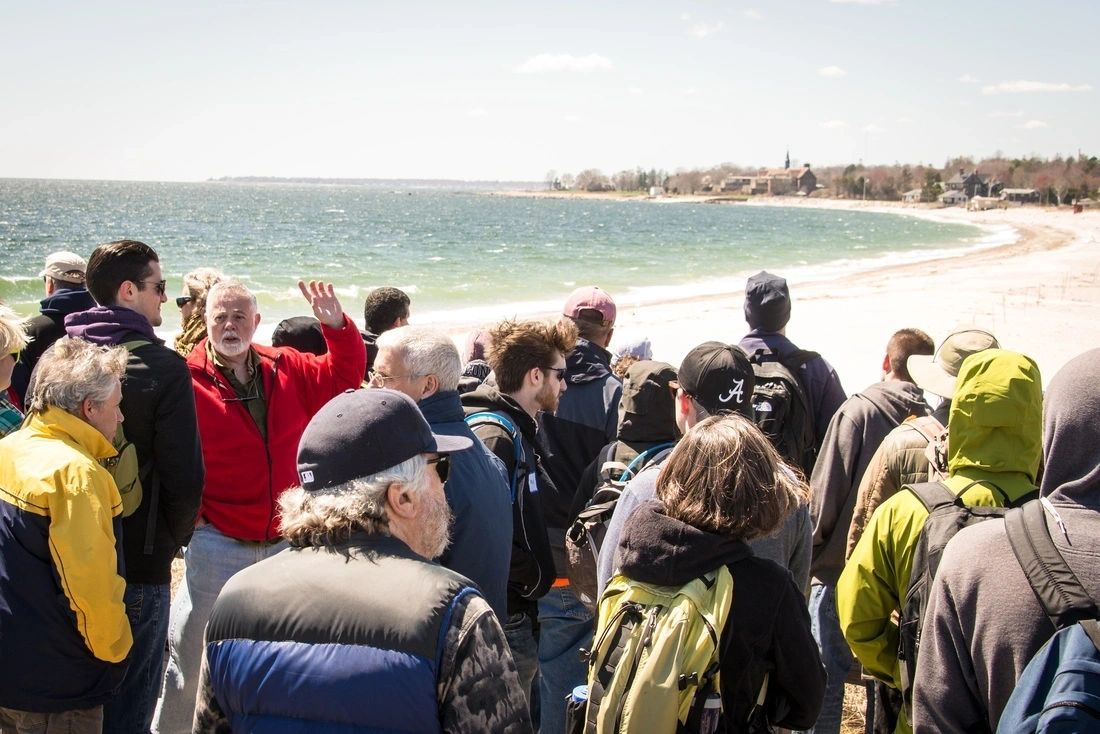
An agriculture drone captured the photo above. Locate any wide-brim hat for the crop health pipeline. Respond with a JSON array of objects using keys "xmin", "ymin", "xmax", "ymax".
[{"xmin": 908, "ymin": 328, "xmax": 999, "ymax": 398}]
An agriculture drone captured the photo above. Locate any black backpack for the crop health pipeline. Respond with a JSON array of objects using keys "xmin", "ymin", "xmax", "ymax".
[
  {"xmin": 565, "ymin": 442, "xmax": 674, "ymax": 613},
  {"xmin": 747, "ymin": 348, "xmax": 818, "ymax": 477},
  {"xmin": 896, "ymin": 480, "xmax": 1038, "ymax": 709}
]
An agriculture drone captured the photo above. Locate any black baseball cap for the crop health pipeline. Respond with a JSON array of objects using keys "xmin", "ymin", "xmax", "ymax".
[
  {"xmin": 744, "ymin": 271, "xmax": 791, "ymax": 332},
  {"xmin": 296, "ymin": 388, "xmax": 472, "ymax": 492},
  {"xmin": 677, "ymin": 342, "xmax": 755, "ymax": 418}
]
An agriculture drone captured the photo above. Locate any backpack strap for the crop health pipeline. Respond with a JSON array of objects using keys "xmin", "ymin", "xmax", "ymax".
[
  {"xmin": 465, "ymin": 411, "xmax": 524, "ymax": 502},
  {"xmin": 597, "ymin": 443, "xmax": 627, "ymax": 483},
  {"xmin": 904, "ymin": 481, "xmax": 959, "ymax": 513},
  {"xmin": 621, "ymin": 442, "xmax": 675, "ymax": 481},
  {"xmin": 905, "ymin": 415, "xmax": 946, "ymax": 444},
  {"xmin": 1005, "ymin": 500, "xmax": 1099, "ymax": 630}
]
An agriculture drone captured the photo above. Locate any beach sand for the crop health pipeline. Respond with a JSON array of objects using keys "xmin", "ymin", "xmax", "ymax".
[{"xmin": 472, "ymin": 199, "xmax": 1100, "ymax": 393}]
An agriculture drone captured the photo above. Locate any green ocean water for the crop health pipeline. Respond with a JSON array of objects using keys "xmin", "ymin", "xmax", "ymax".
[{"xmin": 0, "ymin": 179, "xmax": 1003, "ymax": 333}]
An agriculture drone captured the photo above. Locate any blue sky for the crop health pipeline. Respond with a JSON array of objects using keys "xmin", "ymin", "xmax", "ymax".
[{"xmin": 1, "ymin": 0, "xmax": 1096, "ymax": 181}]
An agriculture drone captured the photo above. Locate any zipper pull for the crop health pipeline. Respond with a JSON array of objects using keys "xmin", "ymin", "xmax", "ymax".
[{"xmin": 1041, "ymin": 496, "xmax": 1071, "ymax": 544}]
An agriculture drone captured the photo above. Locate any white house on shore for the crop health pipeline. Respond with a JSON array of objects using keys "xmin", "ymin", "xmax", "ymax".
[
  {"xmin": 902, "ymin": 189, "xmax": 923, "ymax": 203},
  {"xmin": 939, "ymin": 190, "xmax": 968, "ymax": 206}
]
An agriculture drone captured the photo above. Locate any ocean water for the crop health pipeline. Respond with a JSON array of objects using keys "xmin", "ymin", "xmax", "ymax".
[{"xmin": 0, "ymin": 179, "xmax": 1002, "ymax": 335}]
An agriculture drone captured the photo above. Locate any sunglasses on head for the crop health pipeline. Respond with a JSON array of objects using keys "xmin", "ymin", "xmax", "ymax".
[
  {"xmin": 176, "ymin": 296, "xmax": 194, "ymax": 309},
  {"xmin": 426, "ymin": 455, "xmax": 450, "ymax": 484}
]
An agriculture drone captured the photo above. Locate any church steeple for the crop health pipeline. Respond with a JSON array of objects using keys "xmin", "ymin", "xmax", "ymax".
[{"xmin": 785, "ymin": 147, "xmax": 791, "ymax": 170}]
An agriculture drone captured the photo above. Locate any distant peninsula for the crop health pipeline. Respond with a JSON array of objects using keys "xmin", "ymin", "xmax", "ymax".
[{"xmin": 207, "ymin": 176, "xmax": 542, "ymax": 190}]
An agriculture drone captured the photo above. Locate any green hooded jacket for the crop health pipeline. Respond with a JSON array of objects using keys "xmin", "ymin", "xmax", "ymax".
[{"xmin": 836, "ymin": 349, "xmax": 1042, "ymax": 734}]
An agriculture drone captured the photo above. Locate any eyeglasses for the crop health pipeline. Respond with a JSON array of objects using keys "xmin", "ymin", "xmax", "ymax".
[
  {"xmin": 426, "ymin": 455, "xmax": 450, "ymax": 484},
  {"xmin": 543, "ymin": 366, "xmax": 567, "ymax": 381},
  {"xmin": 367, "ymin": 370, "xmax": 408, "ymax": 386},
  {"xmin": 136, "ymin": 279, "xmax": 167, "ymax": 296},
  {"xmin": 176, "ymin": 296, "xmax": 194, "ymax": 309}
]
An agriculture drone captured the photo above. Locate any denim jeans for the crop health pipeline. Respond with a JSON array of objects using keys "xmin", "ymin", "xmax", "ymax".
[
  {"xmin": 503, "ymin": 610, "xmax": 541, "ymax": 722},
  {"xmin": 103, "ymin": 582, "xmax": 169, "ymax": 734},
  {"xmin": 802, "ymin": 583, "xmax": 855, "ymax": 734},
  {"xmin": 538, "ymin": 585, "xmax": 593, "ymax": 734},
  {"xmin": 152, "ymin": 524, "xmax": 287, "ymax": 734}
]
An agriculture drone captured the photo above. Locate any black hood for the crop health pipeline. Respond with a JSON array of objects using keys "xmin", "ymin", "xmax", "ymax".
[
  {"xmin": 616, "ymin": 500, "xmax": 753, "ymax": 587},
  {"xmin": 1041, "ymin": 348, "xmax": 1100, "ymax": 509},
  {"xmin": 617, "ymin": 360, "xmax": 679, "ymax": 444},
  {"xmin": 39, "ymin": 287, "xmax": 96, "ymax": 318},
  {"xmin": 566, "ymin": 338, "xmax": 613, "ymax": 386}
]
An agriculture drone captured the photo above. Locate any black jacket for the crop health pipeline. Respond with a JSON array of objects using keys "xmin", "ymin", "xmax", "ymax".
[
  {"xmin": 65, "ymin": 306, "xmax": 205, "ymax": 585},
  {"xmin": 11, "ymin": 287, "xmax": 96, "ymax": 406},
  {"xmin": 617, "ymin": 501, "xmax": 825, "ymax": 731},
  {"xmin": 461, "ymin": 384, "xmax": 555, "ymax": 616}
]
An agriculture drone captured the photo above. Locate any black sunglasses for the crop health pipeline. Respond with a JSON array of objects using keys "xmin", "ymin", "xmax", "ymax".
[
  {"xmin": 543, "ymin": 366, "xmax": 567, "ymax": 381},
  {"xmin": 176, "ymin": 295, "xmax": 194, "ymax": 309},
  {"xmin": 136, "ymin": 279, "xmax": 167, "ymax": 296},
  {"xmin": 427, "ymin": 455, "xmax": 450, "ymax": 484}
]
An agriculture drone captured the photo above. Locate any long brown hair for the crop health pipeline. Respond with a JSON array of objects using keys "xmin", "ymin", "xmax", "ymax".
[{"xmin": 656, "ymin": 414, "xmax": 807, "ymax": 541}]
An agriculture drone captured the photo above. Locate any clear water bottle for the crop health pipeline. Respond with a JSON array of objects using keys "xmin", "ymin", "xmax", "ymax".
[{"xmin": 698, "ymin": 692, "xmax": 722, "ymax": 734}]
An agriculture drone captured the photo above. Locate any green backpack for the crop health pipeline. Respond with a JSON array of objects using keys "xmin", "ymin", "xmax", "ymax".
[
  {"xmin": 101, "ymin": 339, "xmax": 149, "ymax": 517},
  {"xmin": 582, "ymin": 566, "xmax": 735, "ymax": 733}
]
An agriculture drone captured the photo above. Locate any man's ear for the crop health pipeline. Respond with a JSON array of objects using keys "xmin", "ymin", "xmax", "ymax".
[
  {"xmin": 527, "ymin": 365, "xmax": 543, "ymax": 389},
  {"xmin": 385, "ymin": 482, "xmax": 418, "ymax": 520},
  {"xmin": 882, "ymin": 353, "xmax": 891, "ymax": 373},
  {"xmin": 421, "ymin": 374, "xmax": 439, "ymax": 399}
]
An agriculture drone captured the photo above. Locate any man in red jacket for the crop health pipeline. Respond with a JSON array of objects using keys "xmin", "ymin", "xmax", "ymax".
[{"xmin": 154, "ymin": 278, "xmax": 366, "ymax": 733}]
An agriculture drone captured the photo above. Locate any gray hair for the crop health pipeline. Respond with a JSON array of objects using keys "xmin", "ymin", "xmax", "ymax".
[
  {"xmin": 278, "ymin": 454, "xmax": 429, "ymax": 547},
  {"xmin": 375, "ymin": 326, "xmax": 462, "ymax": 393},
  {"xmin": 205, "ymin": 278, "xmax": 258, "ymax": 313},
  {"xmin": 0, "ymin": 305, "xmax": 30, "ymax": 355},
  {"xmin": 28, "ymin": 337, "xmax": 127, "ymax": 414}
]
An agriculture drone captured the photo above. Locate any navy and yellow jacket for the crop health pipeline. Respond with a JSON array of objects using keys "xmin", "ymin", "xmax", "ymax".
[{"xmin": 0, "ymin": 407, "xmax": 131, "ymax": 713}]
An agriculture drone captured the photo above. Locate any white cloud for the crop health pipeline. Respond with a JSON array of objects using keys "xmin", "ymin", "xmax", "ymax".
[
  {"xmin": 982, "ymin": 80, "xmax": 1093, "ymax": 95},
  {"xmin": 743, "ymin": 9, "xmax": 763, "ymax": 19},
  {"xmin": 821, "ymin": 120, "xmax": 847, "ymax": 129},
  {"xmin": 958, "ymin": 74, "xmax": 980, "ymax": 84},
  {"xmin": 1018, "ymin": 119, "xmax": 1049, "ymax": 129},
  {"xmin": 627, "ymin": 86, "xmax": 644, "ymax": 96},
  {"xmin": 989, "ymin": 110, "xmax": 1024, "ymax": 118},
  {"xmin": 466, "ymin": 108, "xmax": 488, "ymax": 118},
  {"xmin": 896, "ymin": 116, "xmax": 913, "ymax": 124},
  {"xmin": 564, "ymin": 115, "xmax": 581, "ymax": 123},
  {"xmin": 683, "ymin": 87, "xmax": 700, "ymax": 97},
  {"xmin": 691, "ymin": 21, "xmax": 725, "ymax": 38},
  {"xmin": 818, "ymin": 65, "xmax": 847, "ymax": 78},
  {"xmin": 680, "ymin": 13, "xmax": 691, "ymax": 21},
  {"xmin": 514, "ymin": 53, "xmax": 614, "ymax": 74},
  {"xmin": 862, "ymin": 123, "xmax": 885, "ymax": 133}
]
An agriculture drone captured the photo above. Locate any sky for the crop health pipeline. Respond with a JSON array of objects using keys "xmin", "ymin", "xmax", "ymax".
[{"xmin": 1, "ymin": 0, "xmax": 1097, "ymax": 182}]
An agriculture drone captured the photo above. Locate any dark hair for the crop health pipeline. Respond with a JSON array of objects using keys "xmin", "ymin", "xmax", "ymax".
[
  {"xmin": 657, "ymin": 414, "xmax": 806, "ymax": 541},
  {"xmin": 85, "ymin": 240, "xmax": 159, "ymax": 307},
  {"xmin": 363, "ymin": 287, "xmax": 411, "ymax": 334},
  {"xmin": 570, "ymin": 308, "xmax": 614, "ymax": 342},
  {"xmin": 488, "ymin": 319, "xmax": 578, "ymax": 394},
  {"xmin": 887, "ymin": 328, "xmax": 934, "ymax": 382}
]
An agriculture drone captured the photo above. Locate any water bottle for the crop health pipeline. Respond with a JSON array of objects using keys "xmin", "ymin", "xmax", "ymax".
[
  {"xmin": 565, "ymin": 685, "xmax": 588, "ymax": 734},
  {"xmin": 698, "ymin": 692, "xmax": 722, "ymax": 734}
]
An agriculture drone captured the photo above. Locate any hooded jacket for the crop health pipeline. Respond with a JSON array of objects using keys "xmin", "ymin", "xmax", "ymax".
[
  {"xmin": 912, "ymin": 348, "xmax": 1100, "ymax": 733},
  {"xmin": 461, "ymin": 384, "xmax": 556, "ymax": 615},
  {"xmin": 11, "ymin": 286, "xmax": 97, "ymax": 406},
  {"xmin": 570, "ymin": 360, "xmax": 679, "ymax": 520},
  {"xmin": 419, "ymin": 389, "xmax": 513, "ymax": 621},
  {"xmin": 540, "ymin": 338, "xmax": 623, "ymax": 571},
  {"xmin": 809, "ymin": 380, "xmax": 930, "ymax": 585},
  {"xmin": 0, "ymin": 408, "xmax": 130, "ymax": 712},
  {"xmin": 65, "ymin": 306, "xmax": 206, "ymax": 585},
  {"xmin": 615, "ymin": 501, "xmax": 825, "ymax": 730},
  {"xmin": 837, "ymin": 349, "xmax": 1042, "ymax": 734},
  {"xmin": 187, "ymin": 315, "xmax": 366, "ymax": 541}
]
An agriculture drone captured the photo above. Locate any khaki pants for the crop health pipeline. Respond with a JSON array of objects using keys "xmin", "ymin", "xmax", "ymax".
[{"xmin": 0, "ymin": 706, "xmax": 102, "ymax": 734}]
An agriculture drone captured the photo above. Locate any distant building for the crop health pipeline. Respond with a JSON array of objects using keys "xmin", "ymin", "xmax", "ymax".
[
  {"xmin": 1001, "ymin": 188, "xmax": 1041, "ymax": 204},
  {"xmin": 902, "ymin": 189, "xmax": 923, "ymax": 203},
  {"xmin": 945, "ymin": 169, "xmax": 1000, "ymax": 198},
  {"xmin": 939, "ymin": 190, "xmax": 968, "ymax": 206}
]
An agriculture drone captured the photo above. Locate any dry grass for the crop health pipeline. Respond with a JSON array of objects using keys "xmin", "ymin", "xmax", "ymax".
[{"xmin": 842, "ymin": 683, "xmax": 868, "ymax": 734}]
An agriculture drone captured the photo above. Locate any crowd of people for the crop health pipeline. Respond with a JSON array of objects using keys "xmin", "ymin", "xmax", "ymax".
[{"xmin": 0, "ymin": 240, "xmax": 1097, "ymax": 734}]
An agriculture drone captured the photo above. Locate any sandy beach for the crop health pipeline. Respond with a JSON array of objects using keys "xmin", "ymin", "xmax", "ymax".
[{"xmin": 474, "ymin": 196, "xmax": 1100, "ymax": 393}]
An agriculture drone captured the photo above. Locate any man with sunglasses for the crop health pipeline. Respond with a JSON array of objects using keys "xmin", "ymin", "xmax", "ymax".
[
  {"xmin": 371, "ymin": 326, "xmax": 512, "ymax": 622},
  {"xmin": 193, "ymin": 388, "xmax": 531, "ymax": 733},
  {"xmin": 461, "ymin": 317, "xmax": 577, "ymax": 718},
  {"xmin": 64, "ymin": 239, "xmax": 206, "ymax": 734},
  {"xmin": 156, "ymin": 277, "xmax": 366, "ymax": 734}
]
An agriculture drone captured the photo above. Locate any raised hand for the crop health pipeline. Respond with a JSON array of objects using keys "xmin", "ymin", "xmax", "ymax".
[{"xmin": 298, "ymin": 280, "xmax": 345, "ymax": 329}]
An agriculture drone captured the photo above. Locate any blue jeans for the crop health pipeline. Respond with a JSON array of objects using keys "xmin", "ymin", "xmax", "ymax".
[
  {"xmin": 153, "ymin": 525, "xmax": 287, "ymax": 734},
  {"xmin": 803, "ymin": 583, "xmax": 855, "ymax": 734},
  {"xmin": 103, "ymin": 583, "xmax": 169, "ymax": 734},
  {"xmin": 503, "ymin": 610, "xmax": 540, "ymax": 721},
  {"xmin": 538, "ymin": 585, "xmax": 593, "ymax": 734}
]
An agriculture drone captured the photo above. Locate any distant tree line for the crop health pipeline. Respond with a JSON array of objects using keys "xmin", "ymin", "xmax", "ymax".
[{"xmin": 549, "ymin": 153, "xmax": 1100, "ymax": 204}]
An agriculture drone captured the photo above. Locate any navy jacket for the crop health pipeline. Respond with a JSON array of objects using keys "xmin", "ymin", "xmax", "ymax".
[
  {"xmin": 11, "ymin": 287, "xmax": 96, "ymax": 406},
  {"xmin": 419, "ymin": 390, "xmax": 512, "ymax": 621}
]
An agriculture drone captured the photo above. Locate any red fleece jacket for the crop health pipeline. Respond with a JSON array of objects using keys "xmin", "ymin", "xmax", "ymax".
[{"xmin": 187, "ymin": 316, "xmax": 366, "ymax": 541}]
